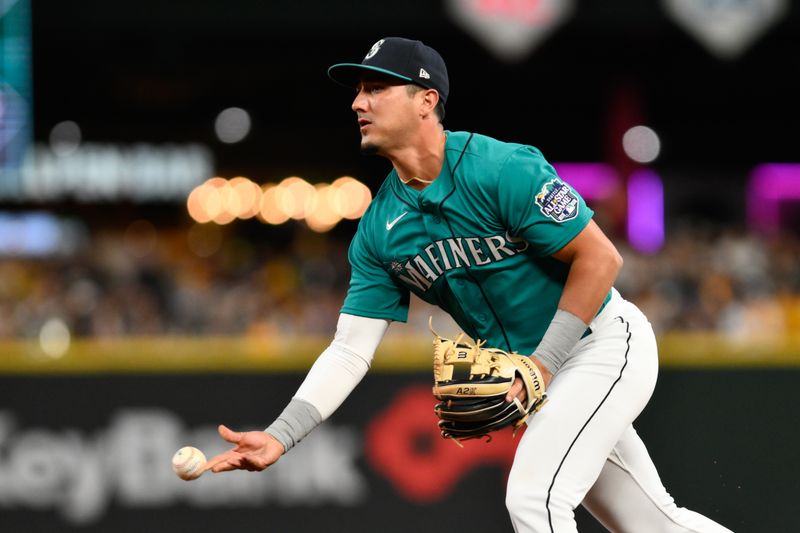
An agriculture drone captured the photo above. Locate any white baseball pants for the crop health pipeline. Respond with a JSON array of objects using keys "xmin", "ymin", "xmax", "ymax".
[{"xmin": 506, "ymin": 289, "xmax": 733, "ymax": 533}]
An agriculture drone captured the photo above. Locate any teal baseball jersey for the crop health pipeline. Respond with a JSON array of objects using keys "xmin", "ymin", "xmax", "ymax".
[{"xmin": 342, "ymin": 131, "xmax": 602, "ymax": 355}]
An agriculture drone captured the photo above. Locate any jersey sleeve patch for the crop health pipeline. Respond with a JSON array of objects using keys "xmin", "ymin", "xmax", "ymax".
[{"xmin": 534, "ymin": 179, "xmax": 579, "ymax": 223}]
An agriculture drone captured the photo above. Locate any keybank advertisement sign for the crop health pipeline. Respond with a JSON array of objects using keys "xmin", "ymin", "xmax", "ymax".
[
  {"xmin": 0, "ymin": 410, "xmax": 366, "ymax": 524},
  {"xmin": 0, "ymin": 376, "xmax": 519, "ymax": 532}
]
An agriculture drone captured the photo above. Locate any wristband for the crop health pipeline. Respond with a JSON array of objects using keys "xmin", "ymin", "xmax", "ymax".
[
  {"xmin": 264, "ymin": 398, "xmax": 322, "ymax": 453},
  {"xmin": 533, "ymin": 309, "xmax": 589, "ymax": 375}
]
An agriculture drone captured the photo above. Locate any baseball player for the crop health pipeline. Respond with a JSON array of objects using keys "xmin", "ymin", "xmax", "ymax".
[{"xmin": 207, "ymin": 37, "xmax": 733, "ymax": 533}]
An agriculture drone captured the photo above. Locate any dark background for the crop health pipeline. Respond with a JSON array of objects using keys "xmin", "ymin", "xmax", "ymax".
[
  {"xmin": 1, "ymin": 368, "xmax": 794, "ymax": 532},
  {"xmin": 2, "ymin": 3, "xmax": 797, "ymax": 532},
  {"xmin": 31, "ymin": 0, "xmax": 800, "ymax": 223}
]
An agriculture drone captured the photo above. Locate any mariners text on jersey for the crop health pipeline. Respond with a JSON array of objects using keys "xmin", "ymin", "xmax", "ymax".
[
  {"xmin": 341, "ymin": 131, "xmax": 600, "ymax": 354},
  {"xmin": 392, "ymin": 232, "xmax": 528, "ymax": 291}
]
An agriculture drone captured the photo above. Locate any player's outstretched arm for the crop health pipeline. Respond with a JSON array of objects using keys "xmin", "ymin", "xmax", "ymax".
[
  {"xmin": 205, "ymin": 314, "xmax": 389, "ymax": 475},
  {"xmin": 205, "ymin": 424, "xmax": 285, "ymax": 473}
]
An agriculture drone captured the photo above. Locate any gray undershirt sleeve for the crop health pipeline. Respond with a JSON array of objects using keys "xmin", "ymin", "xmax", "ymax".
[
  {"xmin": 264, "ymin": 314, "xmax": 388, "ymax": 454},
  {"xmin": 534, "ymin": 309, "xmax": 590, "ymax": 375},
  {"xmin": 264, "ymin": 398, "xmax": 323, "ymax": 453}
]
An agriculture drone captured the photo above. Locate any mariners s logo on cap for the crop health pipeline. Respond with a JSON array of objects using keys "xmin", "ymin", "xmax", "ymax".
[
  {"xmin": 365, "ymin": 39, "xmax": 385, "ymax": 60},
  {"xmin": 328, "ymin": 37, "xmax": 450, "ymax": 105}
]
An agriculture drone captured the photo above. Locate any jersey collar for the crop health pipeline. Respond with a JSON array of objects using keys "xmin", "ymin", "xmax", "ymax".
[{"xmin": 389, "ymin": 131, "xmax": 469, "ymax": 209}]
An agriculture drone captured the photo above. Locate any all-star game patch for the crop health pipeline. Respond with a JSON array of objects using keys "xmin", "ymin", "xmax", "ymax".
[{"xmin": 535, "ymin": 179, "xmax": 579, "ymax": 222}]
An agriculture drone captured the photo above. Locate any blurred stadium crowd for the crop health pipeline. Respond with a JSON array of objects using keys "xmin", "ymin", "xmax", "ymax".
[{"xmin": 1, "ymin": 221, "xmax": 798, "ymax": 341}]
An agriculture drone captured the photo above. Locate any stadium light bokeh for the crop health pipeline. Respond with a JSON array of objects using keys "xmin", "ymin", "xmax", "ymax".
[
  {"xmin": 555, "ymin": 163, "xmax": 665, "ymax": 254},
  {"xmin": 214, "ymin": 107, "xmax": 251, "ymax": 144},
  {"xmin": 622, "ymin": 125, "xmax": 661, "ymax": 164},
  {"xmin": 627, "ymin": 169, "xmax": 665, "ymax": 254},
  {"xmin": 553, "ymin": 163, "xmax": 620, "ymax": 200},
  {"xmin": 747, "ymin": 164, "xmax": 800, "ymax": 235},
  {"xmin": 185, "ymin": 164, "xmax": 678, "ymax": 251},
  {"xmin": 188, "ymin": 176, "xmax": 372, "ymax": 232}
]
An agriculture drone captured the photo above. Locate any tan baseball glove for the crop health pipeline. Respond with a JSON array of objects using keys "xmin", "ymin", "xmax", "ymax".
[{"xmin": 430, "ymin": 318, "xmax": 547, "ymax": 443}]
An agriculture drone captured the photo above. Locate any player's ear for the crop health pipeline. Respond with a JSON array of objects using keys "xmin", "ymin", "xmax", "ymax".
[{"xmin": 420, "ymin": 89, "xmax": 440, "ymax": 118}]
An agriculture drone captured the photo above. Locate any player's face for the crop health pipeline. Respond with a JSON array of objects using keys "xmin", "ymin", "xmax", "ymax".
[{"xmin": 351, "ymin": 76, "xmax": 419, "ymax": 155}]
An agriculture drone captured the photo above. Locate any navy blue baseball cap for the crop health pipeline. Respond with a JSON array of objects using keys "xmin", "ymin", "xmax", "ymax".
[{"xmin": 328, "ymin": 37, "xmax": 449, "ymax": 105}]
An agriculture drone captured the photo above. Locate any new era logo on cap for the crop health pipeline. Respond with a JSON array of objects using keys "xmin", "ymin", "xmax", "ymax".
[{"xmin": 328, "ymin": 37, "xmax": 450, "ymax": 105}]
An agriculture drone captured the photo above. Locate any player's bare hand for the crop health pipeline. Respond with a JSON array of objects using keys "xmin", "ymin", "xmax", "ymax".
[
  {"xmin": 505, "ymin": 357, "xmax": 552, "ymax": 403},
  {"xmin": 204, "ymin": 424, "xmax": 284, "ymax": 474}
]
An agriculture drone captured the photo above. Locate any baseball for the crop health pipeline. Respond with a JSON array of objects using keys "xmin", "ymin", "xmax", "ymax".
[{"xmin": 171, "ymin": 446, "xmax": 207, "ymax": 481}]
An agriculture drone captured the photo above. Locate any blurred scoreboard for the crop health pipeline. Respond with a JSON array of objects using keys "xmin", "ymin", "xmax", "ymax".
[{"xmin": 0, "ymin": 0, "xmax": 31, "ymax": 196}]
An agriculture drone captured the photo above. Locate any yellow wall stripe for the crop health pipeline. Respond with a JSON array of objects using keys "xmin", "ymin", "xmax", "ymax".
[{"xmin": 1, "ymin": 333, "xmax": 798, "ymax": 374}]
